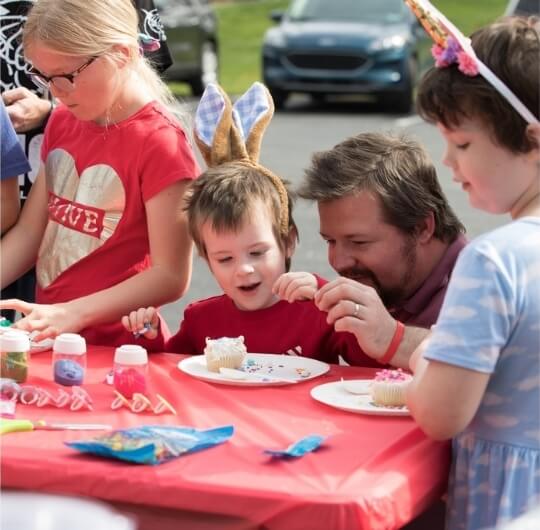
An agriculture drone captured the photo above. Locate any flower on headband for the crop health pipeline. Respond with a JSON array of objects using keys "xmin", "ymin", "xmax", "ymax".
[
  {"xmin": 431, "ymin": 36, "xmax": 478, "ymax": 76},
  {"xmin": 431, "ymin": 44, "xmax": 449, "ymax": 67},
  {"xmin": 441, "ymin": 37, "xmax": 460, "ymax": 64},
  {"xmin": 456, "ymin": 51, "xmax": 478, "ymax": 76}
]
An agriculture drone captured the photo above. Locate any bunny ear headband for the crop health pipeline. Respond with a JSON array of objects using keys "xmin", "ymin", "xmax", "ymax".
[
  {"xmin": 194, "ymin": 81, "xmax": 290, "ymax": 236},
  {"xmin": 404, "ymin": 0, "xmax": 539, "ymax": 125}
]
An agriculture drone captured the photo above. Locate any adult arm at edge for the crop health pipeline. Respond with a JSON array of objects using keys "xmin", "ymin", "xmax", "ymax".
[
  {"xmin": 0, "ymin": 178, "xmax": 21, "ymax": 235},
  {"xmin": 0, "ymin": 166, "xmax": 49, "ymax": 285}
]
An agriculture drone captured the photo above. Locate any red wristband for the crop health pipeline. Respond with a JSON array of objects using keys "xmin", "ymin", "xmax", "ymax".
[{"xmin": 378, "ymin": 321, "xmax": 405, "ymax": 365}]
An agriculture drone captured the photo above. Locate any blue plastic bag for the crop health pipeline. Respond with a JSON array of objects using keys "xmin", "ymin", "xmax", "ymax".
[
  {"xmin": 66, "ymin": 424, "xmax": 234, "ymax": 465},
  {"xmin": 264, "ymin": 434, "xmax": 326, "ymax": 458}
]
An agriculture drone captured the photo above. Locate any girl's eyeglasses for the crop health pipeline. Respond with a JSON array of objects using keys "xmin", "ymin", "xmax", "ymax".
[{"xmin": 27, "ymin": 56, "xmax": 98, "ymax": 92}]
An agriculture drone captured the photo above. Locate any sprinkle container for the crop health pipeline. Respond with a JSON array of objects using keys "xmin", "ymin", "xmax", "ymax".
[
  {"xmin": 0, "ymin": 330, "xmax": 30, "ymax": 383},
  {"xmin": 113, "ymin": 345, "xmax": 148, "ymax": 398},
  {"xmin": 53, "ymin": 333, "xmax": 87, "ymax": 386}
]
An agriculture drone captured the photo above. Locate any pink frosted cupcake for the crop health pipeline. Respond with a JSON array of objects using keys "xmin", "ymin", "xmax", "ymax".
[
  {"xmin": 204, "ymin": 336, "xmax": 247, "ymax": 373},
  {"xmin": 370, "ymin": 368, "xmax": 412, "ymax": 407}
]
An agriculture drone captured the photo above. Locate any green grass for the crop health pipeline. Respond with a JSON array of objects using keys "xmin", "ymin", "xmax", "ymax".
[
  {"xmin": 433, "ymin": 0, "xmax": 508, "ymax": 36},
  {"xmin": 215, "ymin": 0, "xmax": 289, "ymax": 94},
  {"xmin": 169, "ymin": 0, "xmax": 508, "ymax": 97}
]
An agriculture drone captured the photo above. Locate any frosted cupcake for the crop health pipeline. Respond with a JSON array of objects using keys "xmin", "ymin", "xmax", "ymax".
[
  {"xmin": 370, "ymin": 368, "xmax": 412, "ymax": 407},
  {"xmin": 204, "ymin": 336, "xmax": 247, "ymax": 373}
]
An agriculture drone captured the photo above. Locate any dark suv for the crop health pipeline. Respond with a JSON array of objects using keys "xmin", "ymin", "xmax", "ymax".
[
  {"xmin": 506, "ymin": 0, "xmax": 539, "ymax": 15},
  {"xmin": 262, "ymin": 0, "xmax": 427, "ymax": 112},
  {"xmin": 154, "ymin": 0, "xmax": 219, "ymax": 96}
]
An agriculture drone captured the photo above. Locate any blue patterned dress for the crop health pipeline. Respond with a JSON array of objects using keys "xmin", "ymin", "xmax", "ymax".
[{"xmin": 423, "ymin": 218, "xmax": 540, "ymax": 530}]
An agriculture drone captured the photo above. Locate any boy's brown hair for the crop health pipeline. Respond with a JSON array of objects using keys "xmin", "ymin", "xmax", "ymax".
[
  {"xmin": 417, "ymin": 16, "xmax": 540, "ymax": 153},
  {"xmin": 185, "ymin": 162, "xmax": 298, "ymax": 271}
]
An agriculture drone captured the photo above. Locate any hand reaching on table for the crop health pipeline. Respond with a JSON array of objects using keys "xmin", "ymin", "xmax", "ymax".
[
  {"xmin": 0, "ymin": 298, "xmax": 79, "ymax": 341},
  {"xmin": 273, "ymin": 272, "xmax": 318, "ymax": 302},
  {"xmin": 121, "ymin": 307, "xmax": 159, "ymax": 339},
  {"xmin": 314, "ymin": 277, "xmax": 397, "ymax": 361}
]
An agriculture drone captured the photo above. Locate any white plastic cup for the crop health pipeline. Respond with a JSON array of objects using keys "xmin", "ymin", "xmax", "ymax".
[{"xmin": 52, "ymin": 333, "xmax": 87, "ymax": 386}]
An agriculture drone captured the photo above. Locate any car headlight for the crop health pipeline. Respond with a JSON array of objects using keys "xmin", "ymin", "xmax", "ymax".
[
  {"xmin": 264, "ymin": 29, "xmax": 286, "ymax": 48},
  {"xmin": 369, "ymin": 34, "xmax": 407, "ymax": 51}
]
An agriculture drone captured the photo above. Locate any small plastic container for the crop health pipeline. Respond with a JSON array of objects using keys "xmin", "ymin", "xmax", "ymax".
[
  {"xmin": 53, "ymin": 333, "xmax": 87, "ymax": 386},
  {"xmin": 0, "ymin": 330, "xmax": 30, "ymax": 383},
  {"xmin": 113, "ymin": 345, "xmax": 148, "ymax": 398}
]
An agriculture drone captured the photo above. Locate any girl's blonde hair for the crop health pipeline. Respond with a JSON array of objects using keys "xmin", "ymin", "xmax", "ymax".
[{"xmin": 22, "ymin": 0, "xmax": 187, "ymax": 123}]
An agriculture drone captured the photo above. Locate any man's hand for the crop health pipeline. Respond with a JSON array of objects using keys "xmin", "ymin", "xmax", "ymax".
[
  {"xmin": 273, "ymin": 271, "xmax": 318, "ymax": 302},
  {"xmin": 314, "ymin": 277, "xmax": 397, "ymax": 360},
  {"xmin": 3, "ymin": 88, "xmax": 52, "ymax": 132}
]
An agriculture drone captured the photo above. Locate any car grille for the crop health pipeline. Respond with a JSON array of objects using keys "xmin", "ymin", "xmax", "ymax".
[{"xmin": 285, "ymin": 53, "xmax": 367, "ymax": 71}]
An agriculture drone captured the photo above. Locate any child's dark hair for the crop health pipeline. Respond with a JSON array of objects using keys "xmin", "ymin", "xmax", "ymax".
[
  {"xmin": 184, "ymin": 162, "xmax": 298, "ymax": 271},
  {"xmin": 417, "ymin": 16, "xmax": 540, "ymax": 153}
]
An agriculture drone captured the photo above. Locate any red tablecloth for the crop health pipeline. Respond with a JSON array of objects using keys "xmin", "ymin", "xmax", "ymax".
[{"xmin": 1, "ymin": 347, "xmax": 450, "ymax": 530}]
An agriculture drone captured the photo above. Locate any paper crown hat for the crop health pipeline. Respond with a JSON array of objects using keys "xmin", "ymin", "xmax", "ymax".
[{"xmin": 404, "ymin": 0, "xmax": 538, "ymax": 124}]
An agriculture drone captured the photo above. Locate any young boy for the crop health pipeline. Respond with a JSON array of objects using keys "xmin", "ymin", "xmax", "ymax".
[{"xmin": 123, "ymin": 160, "xmax": 379, "ymax": 366}]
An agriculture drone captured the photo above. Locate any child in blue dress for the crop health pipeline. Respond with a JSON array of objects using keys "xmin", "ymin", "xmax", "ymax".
[{"xmin": 402, "ymin": 5, "xmax": 540, "ymax": 530}]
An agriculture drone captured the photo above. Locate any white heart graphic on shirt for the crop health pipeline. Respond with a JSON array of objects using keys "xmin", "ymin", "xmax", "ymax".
[{"xmin": 37, "ymin": 148, "xmax": 125, "ymax": 288}]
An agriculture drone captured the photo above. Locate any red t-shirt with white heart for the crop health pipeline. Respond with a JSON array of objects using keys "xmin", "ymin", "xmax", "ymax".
[{"xmin": 36, "ymin": 102, "xmax": 199, "ymax": 349}]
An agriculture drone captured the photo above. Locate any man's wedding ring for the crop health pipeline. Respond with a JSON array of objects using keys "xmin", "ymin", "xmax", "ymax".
[{"xmin": 352, "ymin": 302, "xmax": 360, "ymax": 317}]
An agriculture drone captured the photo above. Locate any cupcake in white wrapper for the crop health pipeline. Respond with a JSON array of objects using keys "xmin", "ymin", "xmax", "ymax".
[
  {"xmin": 204, "ymin": 336, "xmax": 247, "ymax": 373},
  {"xmin": 370, "ymin": 368, "xmax": 412, "ymax": 407}
]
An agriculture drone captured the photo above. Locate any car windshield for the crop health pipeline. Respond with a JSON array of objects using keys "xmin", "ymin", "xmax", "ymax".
[{"xmin": 287, "ymin": 0, "xmax": 408, "ymax": 24}]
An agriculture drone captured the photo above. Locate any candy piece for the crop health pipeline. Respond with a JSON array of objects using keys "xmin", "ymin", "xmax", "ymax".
[
  {"xmin": 19, "ymin": 385, "xmax": 39, "ymax": 405},
  {"xmin": 131, "ymin": 393, "xmax": 152, "ymax": 413},
  {"xmin": 70, "ymin": 397, "xmax": 93, "ymax": 411},
  {"xmin": 55, "ymin": 388, "xmax": 71, "ymax": 408},
  {"xmin": 111, "ymin": 390, "xmax": 131, "ymax": 410},
  {"xmin": 37, "ymin": 389, "xmax": 54, "ymax": 407},
  {"xmin": 69, "ymin": 386, "xmax": 93, "ymax": 411},
  {"xmin": 154, "ymin": 394, "xmax": 177, "ymax": 415},
  {"xmin": 72, "ymin": 386, "xmax": 93, "ymax": 403},
  {"xmin": 0, "ymin": 378, "xmax": 21, "ymax": 401}
]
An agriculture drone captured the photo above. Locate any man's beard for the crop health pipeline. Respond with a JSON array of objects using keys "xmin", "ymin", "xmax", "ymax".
[{"xmin": 339, "ymin": 237, "xmax": 418, "ymax": 308}]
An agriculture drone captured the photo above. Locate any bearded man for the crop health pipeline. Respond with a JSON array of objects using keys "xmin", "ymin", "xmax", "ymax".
[{"xmin": 298, "ymin": 132, "xmax": 467, "ymax": 368}]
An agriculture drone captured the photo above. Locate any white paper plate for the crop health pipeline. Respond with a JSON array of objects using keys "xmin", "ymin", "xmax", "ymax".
[
  {"xmin": 178, "ymin": 353, "xmax": 329, "ymax": 386},
  {"xmin": 310, "ymin": 380, "xmax": 410, "ymax": 416},
  {"xmin": 340, "ymin": 378, "xmax": 372, "ymax": 395}
]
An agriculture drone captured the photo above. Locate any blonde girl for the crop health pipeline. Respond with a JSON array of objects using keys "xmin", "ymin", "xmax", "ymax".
[{"xmin": 0, "ymin": 0, "xmax": 200, "ymax": 349}]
